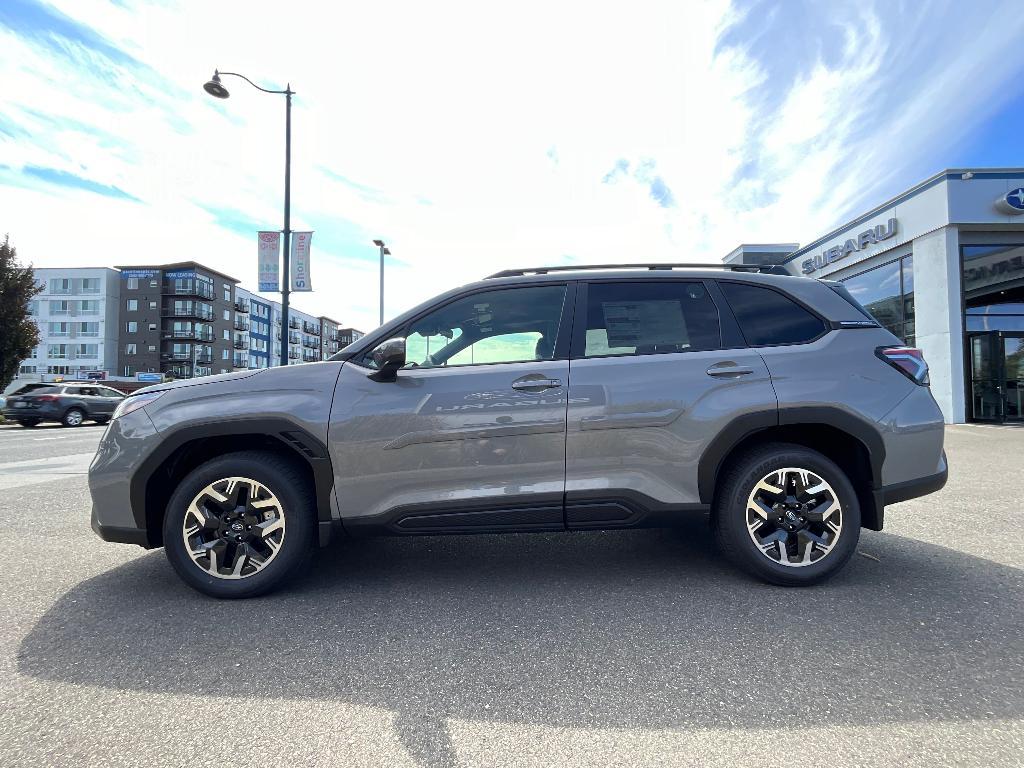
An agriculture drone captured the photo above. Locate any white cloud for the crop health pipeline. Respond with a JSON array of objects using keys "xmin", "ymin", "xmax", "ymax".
[{"xmin": 1, "ymin": 0, "xmax": 1023, "ymax": 332}]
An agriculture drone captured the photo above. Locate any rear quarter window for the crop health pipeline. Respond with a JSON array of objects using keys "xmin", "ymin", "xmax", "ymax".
[{"xmin": 720, "ymin": 282, "xmax": 826, "ymax": 346}]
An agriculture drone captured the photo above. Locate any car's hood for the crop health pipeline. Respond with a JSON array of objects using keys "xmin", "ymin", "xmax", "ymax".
[{"xmin": 133, "ymin": 368, "xmax": 261, "ymax": 396}]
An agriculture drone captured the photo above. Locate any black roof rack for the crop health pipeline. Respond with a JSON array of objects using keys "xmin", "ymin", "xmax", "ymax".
[{"xmin": 486, "ymin": 263, "xmax": 791, "ymax": 279}]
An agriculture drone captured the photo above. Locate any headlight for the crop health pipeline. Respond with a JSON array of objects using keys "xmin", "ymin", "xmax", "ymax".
[{"xmin": 112, "ymin": 391, "xmax": 165, "ymax": 420}]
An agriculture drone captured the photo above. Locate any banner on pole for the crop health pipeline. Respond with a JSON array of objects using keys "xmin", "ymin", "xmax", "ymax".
[
  {"xmin": 290, "ymin": 231, "xmax": 313, "ymax": 291},
  {"xmin": 258, "ymin": 231, "xmax": 281, "ymax": 292}
]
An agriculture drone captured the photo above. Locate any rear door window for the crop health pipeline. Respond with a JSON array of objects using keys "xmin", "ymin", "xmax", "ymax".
[
  {"xmin": 719, "ymin": 282, "xmax": 826, "ymax": 346},
  {"xmin": 581, "ymin": 281, "xmax": 722, "ymax": 357}
]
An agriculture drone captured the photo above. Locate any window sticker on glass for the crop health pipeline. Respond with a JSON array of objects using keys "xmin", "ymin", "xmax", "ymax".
[{"xmin": 602, "ymin": 300, "xmax": 689, "ymax": 348}]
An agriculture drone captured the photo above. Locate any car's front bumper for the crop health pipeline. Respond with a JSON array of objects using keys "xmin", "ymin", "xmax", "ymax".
[{"xmin": 88, "ymin": 408, "xmax": 161, "ymax": 548}]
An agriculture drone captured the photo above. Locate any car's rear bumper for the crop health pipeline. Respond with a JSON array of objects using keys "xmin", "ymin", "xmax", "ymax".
[
  {"xmin": 2, "ymin": 405, "xmax": 59, "ymax": 420},
  {"xmin": 873, "ymin": 452, "xmax": 948, "ymax": 511}
]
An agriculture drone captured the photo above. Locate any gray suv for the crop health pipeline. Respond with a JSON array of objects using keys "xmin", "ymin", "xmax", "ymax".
[{"xmin": 89, "ymin": 265, "xmax": 947, "ymax": 598}]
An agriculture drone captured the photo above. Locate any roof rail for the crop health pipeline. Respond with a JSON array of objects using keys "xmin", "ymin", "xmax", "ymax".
[{"xmin": 485, "ymin": 263, "xmax": 791, "ymax": 279}]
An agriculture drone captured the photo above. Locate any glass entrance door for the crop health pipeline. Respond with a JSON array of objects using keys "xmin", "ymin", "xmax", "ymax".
[
  {"xmin": 1003, "ymin": 335, "xmax": 1024, "ymax": 422},
  {"xmin": 968, "ymin": 332, "xmax": 1024, "ymax": 422}
]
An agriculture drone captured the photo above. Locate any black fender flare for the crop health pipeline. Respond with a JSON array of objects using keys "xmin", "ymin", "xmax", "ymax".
[
  {"xmin": 130, "ymin": 417, "xmax": 335, "ymax": 537},
  {"xmin": 697, "ymin": 406, "xmax": 885, "ymax": 506}
]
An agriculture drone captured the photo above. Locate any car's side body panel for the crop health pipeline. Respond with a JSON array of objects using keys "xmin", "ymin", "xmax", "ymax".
[
  {"xmin": 328, "ymin": 359, "xmax": 571, "ymax": 527},
  {"xmin": 564, "ymin": 346, "xmax": 777, "ymax": 520}
]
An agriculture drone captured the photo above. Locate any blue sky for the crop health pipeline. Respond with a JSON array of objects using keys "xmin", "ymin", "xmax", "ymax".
[{"xmin": 1, "ymin": 0, "xmax": 1022, "ymax": 330}]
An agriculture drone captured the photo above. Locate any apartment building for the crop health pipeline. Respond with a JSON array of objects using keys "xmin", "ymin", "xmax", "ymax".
[
  {"xmin": 20, "ymin": 267, "xmax": 121, "ymax": 380},
  {"xmin": 336, "ymin": 327, "xmax": 365, "ymax": 348},
  {"xmin": 115, "ymin": 262, "xmax": 239, "ymax": 380},
  {"xmin": 12, "ymin": 261, "xmax": 363, "ymax": 385}
]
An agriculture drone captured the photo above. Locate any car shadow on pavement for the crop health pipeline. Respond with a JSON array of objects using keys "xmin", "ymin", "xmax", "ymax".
[{"xmin": 17, "ymin": 518, "xmax": 1024, "ymax": 766}]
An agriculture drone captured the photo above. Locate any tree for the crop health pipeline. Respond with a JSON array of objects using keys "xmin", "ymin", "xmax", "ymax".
[{"xmin": 0, "ymin": 235, "xmax": 42, "ymax": 391}]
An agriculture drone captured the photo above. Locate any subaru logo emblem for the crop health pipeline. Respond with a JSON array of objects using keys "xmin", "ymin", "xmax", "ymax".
[
  {"xmin": 995, "ymin": 187, "xmax": 1024, "ymax": 215},
  {"xmin": 231, "ymin": 521, "xmax": 244, "ymax": 532}
]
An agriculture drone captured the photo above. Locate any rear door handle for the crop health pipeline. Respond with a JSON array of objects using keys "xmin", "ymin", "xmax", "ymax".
[
  {"xmin": 706, "ymin": 362, "xmax": 754, "ymax": 378},
  {"xmin": 511, "ymin": 377, "xmax": 562, "ymax": 391}
]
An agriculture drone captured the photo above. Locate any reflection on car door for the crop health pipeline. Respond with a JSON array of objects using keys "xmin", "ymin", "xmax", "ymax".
[
  {"xmin": 564, "ymin": 280, "xmax": 778, "ymax": 527},
  {"xmin": 329, "ymin": 283, "xmax": 575, "ymax": 533}
]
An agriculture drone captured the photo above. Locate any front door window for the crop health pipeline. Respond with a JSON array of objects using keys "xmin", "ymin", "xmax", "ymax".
[{"xmin": 372, "ymin": 284, "xmax": 568, "ymax": 369}]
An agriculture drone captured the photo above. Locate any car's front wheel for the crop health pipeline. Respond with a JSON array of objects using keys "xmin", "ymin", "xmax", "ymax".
[
  {"xmin": 163, "ymin": 451, "xmax": 316, "ymax": 598},
  {"xmin": 712, "ymin": 443, "xmax": 861, "ymax": 586}
]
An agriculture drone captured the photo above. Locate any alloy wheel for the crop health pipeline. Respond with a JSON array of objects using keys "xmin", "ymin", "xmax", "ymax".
[
  {"xmin": 64, "ymin": 410, "xmax": 83, "ymax": 426},
  {"xmin": 745, "ymin": 467, "xmax": 843, "ymax": 568},
  {"xmin": 181, "ymin": 476, "xmax": 286, "ymax": 579}
]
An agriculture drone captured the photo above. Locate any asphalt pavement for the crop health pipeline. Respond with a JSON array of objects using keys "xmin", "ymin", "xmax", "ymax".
[{"xmin": 0, "ymin": 421, "xmax": 1021, "ymax": 767}]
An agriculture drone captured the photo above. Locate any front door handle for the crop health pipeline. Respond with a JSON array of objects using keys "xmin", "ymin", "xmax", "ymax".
[
  {"xmin": 511, "ymin": 377, "xmax": 563, "ymax": 391},
  {"xmin": 706, "ymin": 362, "xmax": 754, "ymax": 378}
]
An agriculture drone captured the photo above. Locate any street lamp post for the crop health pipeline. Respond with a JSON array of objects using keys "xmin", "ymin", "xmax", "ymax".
[
  {"xmin": 204, "ymin": 69, "xmax": 294, "ymax": 368},
  {"xmin": 372, "ymin": 239, "xmax": 390, "ymax": 326}
]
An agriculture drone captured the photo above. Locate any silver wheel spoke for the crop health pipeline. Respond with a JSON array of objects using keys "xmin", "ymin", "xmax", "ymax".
[{"xmin": 256, "ymin": 517, "xmax": 284, "ymax": 538}]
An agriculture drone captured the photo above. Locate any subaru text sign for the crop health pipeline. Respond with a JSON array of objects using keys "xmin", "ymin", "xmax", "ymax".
[
  {"xmin": 801, "ymin": 218, "xmax": 898, "ymax": 274},
  {"xmin": 994, "ymin": 187, "xmax": 1024, "ymax": 216}
]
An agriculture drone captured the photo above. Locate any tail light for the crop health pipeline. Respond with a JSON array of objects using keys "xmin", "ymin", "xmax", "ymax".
[
  {"xmin": 34, "ymin": 395, "xmax": 60, "ymax": 402},
  {"xmin": 877, "ymin": 346, "xmax": 929, "ymax": 385}
]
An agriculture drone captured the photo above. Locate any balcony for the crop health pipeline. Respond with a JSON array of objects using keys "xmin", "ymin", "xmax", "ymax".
[
  {"xmin": 288, "ymin": 319, "xmax": 301, "ymax": 330},
  {"xmin": 163, "ymin": 305, "xmax": 214, "ymax": 321},
  {"xmin": 288, "ymin": 351, "xmax": 301, "ymax": 360},
  {"xmin": 164, "ymin": 329, "xmax": 214, "ymax": 342},
  {"xmin": 195, "ymin": 354, "xmax": 213, "ymax": 365},
  {"xmin": 233, "ymin": 319, "xmax": 249, "ymax": 331},
  {"xmin": 303, "ymin": 321, "xmax": 319, "ymax": 334},
  {"xmin": 288, "ymin": 333, "xmax": 301, "ymax": 345},
  {"xmin": 234, "ymin": 300, "xmax": 250, "ymax": 313},
  {"xmin": 233, "ymin": 356, "xmax": 249, "ymax": 368},
  {"xmin": 233, "ymin": 340, "xmax": 247, "ymax": 350},
  {"xmin": 166, "ymin": 282, "xmax": 215, "ymax": 299}
]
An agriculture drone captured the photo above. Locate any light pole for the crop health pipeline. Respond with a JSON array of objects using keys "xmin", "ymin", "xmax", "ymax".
[
  {"xmin": 373, "ymin": 239, "xmax": 390, "ymax": 326},
  {"xmin": 204, "ymin": 69, "xmax": 294, "ymax": 368}
]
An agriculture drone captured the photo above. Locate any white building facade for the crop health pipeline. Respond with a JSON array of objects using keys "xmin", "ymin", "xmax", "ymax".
[
  {"xmin": 727, "ymin": 169, "xmax": 1024, "ymax": 424},
  {"xmin": 20, "ymin": 267, "xmax": 121, "ymax": 382}
]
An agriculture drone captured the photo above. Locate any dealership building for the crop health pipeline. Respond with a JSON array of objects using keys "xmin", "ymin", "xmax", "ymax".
[{"xmin": 725, "ymin": 168, "xmax": 1024, "ymax": 424}]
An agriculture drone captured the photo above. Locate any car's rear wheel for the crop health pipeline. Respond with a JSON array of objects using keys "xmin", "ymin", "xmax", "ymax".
[
  {"xmin": 62, "ymin": 408, "xmax": 85, "ymax": 427},
  {"xmin": 163, "ymin": 451, "xmax": 316, "ymax": 598},
  {"xmin": 17, "ymin": 419, "xmax": 40, "ymax": 428},
  {"xmin": 712, "ymin": 443, "xmax": 861, "ymax": 586}
]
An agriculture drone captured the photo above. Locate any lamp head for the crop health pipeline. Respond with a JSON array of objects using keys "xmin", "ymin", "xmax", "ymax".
[
  {"xmin": 373, "ymin": 239, "xmax": 385, "ymax": 247},
  {"xmin": 203, "ymin": 71, "xmax": 230, "ymax": 99}
]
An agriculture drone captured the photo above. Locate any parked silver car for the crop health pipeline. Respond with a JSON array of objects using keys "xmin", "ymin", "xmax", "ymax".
[{"xmin": 89, "ymin": 265, "xmax": 947, "ymax": 598}]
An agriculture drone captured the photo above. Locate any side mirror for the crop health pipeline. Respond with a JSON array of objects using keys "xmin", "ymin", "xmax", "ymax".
[{"xmin": 368, "ymin": 337, "xmax": 406, "ymax": 382}]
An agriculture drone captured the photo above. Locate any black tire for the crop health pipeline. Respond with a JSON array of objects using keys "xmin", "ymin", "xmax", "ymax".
[
  {"xmin": 163, "ymin": 451, "xmax": 316, "ymax": 599},
  {"xmin": 62, "ymin": 408, "xmax": 85, "ymax": 427},
  {"xmin": 712, "ymin": 442, "xmax": 861, "ymax": 586},
  {"xmin": 17, "ymin": 419, "xmax": 40, "ymax": 428},
  {"xmin": 93, "ymin": 418, "xmax": 109, "ymax": 426}
]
